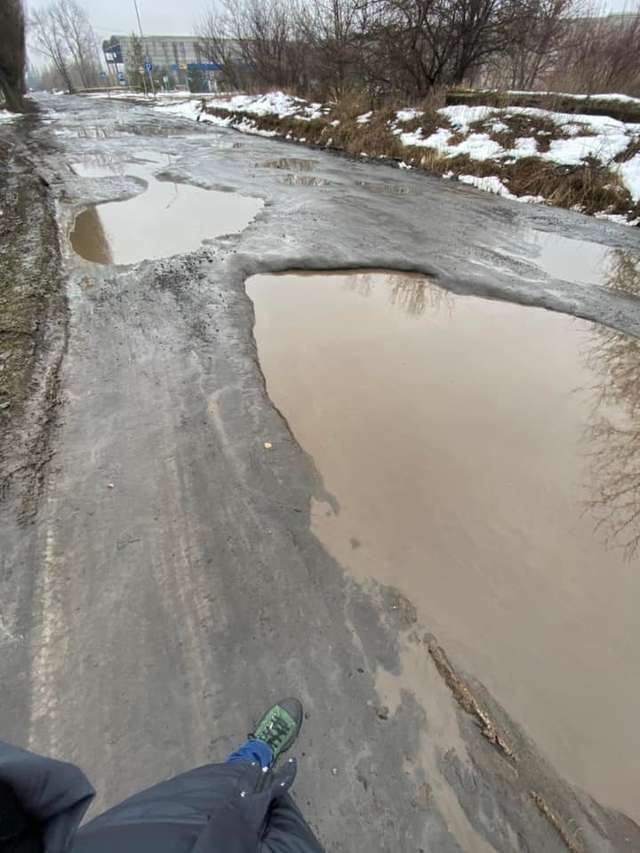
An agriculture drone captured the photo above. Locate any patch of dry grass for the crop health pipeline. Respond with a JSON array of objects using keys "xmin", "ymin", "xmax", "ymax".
[
  {"xmin": 328, "ymin": 106, "xmax": 404, "ymax": 158},
  {"xmin": 502, "ymin": 156, "xmax": 630, "ymax": 214},
  {"xmin": 615, "ymin": 136, "xmax": 640, "ymax": 163}
]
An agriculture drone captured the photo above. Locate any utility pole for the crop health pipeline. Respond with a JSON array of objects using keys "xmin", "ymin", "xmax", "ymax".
[{"xmin": 133, "ymin": 0, "xmax": 155, "ymax": 98}]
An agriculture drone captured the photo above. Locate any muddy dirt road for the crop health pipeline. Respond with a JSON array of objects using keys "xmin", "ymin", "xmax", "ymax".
[{"xmin": 1, "ymin": 95, "xmax": 640, "ymax": 852}]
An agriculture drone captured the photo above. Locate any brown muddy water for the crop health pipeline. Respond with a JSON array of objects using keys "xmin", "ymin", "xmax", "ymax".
[
  {"xmin": 247, "ymin": 269, "xmax": 640, "ymax": 822},
  {"xmin": 70, "ymin": 152, "xmax": 262, "ymax": 265}
]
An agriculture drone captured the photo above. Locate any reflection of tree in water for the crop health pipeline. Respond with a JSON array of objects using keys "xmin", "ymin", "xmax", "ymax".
[
  {"xmin": 584, "ymin": 256, "xmax": 640, "ymax": 557},
  {"xmin": 603, "ymin": 248, "xmax": 640, "ymax": 297},
  {"xmin": 345, "ymin": 271, "xmax": 454, "ymax": 317}
]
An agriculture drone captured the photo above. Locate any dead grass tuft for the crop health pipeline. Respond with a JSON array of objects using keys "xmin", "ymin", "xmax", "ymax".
[
  {"xmin": 503, "ymin": 156, "xmax": 631, "ymax": 214},
  {"xmin": 615, "ymin": 136, "xmax": 640, "ymax": 163},
  {"xmin": 328, "ymin": 88, "xmax": 373, "ymax": 123}
]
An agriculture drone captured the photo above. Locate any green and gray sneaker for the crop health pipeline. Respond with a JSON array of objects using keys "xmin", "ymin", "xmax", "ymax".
[{"xmin": 252, "ymin": 698, "xmax": 303, "ymax": 764}]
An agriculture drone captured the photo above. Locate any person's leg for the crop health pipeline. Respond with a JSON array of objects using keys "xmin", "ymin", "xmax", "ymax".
[
  {"xmin": 225, "ymin": 698, "xmax": 303, "ymax": 770},
  {"xmin": 261, "ymin": 793, "xmax": 324, "ymax": 852}
]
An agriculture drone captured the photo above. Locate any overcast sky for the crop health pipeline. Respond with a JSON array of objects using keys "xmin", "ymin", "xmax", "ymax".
[
  {"xmin": 26, "ymin": 0, "xmax": 212, "ymax": 42},
  {"xmin": 27, "ymin": 0, "xmax": 637, "ymax": 42}
]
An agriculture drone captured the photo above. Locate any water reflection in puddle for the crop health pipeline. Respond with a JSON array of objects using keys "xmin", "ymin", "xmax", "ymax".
[
  {"xmin": 259, "ymin": 158, "xmax": 318, "ymax": 171},
  {"xmin": 248, "ymin": 269, "xmax": 640, "ymax": 821},
  {"xmin": 513, "ymin": 232, "xmax": 640, "ymax": 291},
  {"xmin": 356, "ymin": 180, "xmax": 411, "ymax": 195},
  {"xmin": 70, "ymin": 152, "xmax": 262, "ymax": 265}
]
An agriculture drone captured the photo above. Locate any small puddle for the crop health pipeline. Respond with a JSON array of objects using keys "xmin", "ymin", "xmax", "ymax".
[
  {"xmin": 356, "ymin": 180, "xmax": 411, "ymax": 195},
  {"xmin": 70, "ymin": 152, "xmax": 262, "ymax": 265},
  {"xmin": 515, "ymin": 232, "xmax": 640, "ymax": 291},
  {"xmin": 248, "ymin": 269, "xmax": 640, "ymax": 822},
  {"xmin": 259, "ymin": 158, "xmax": 318, "ymax": 171},
  {"xmin": 279, "ymin": 174, "xmax": 333, "ymax": 187}
]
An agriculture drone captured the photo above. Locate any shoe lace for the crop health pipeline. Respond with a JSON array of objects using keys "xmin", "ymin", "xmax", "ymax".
[{"xmin": 260, "ymin": 714, "xmax": 290, "ymax": 750}]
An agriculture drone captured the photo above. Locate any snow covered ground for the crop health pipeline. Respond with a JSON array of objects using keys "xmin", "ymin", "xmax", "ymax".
[
  {"xmin": 0, "ymin": 110, "xmax": 19, "ymax": 123},
  {"xmin": 206, "ymin": 91, "xmax": 329, "ymax": 121},
  {"xmin": 393, "ymin": 104, "xmax": 639, "ymax": 165},
  {"xmin": 391, "ymin": 104, "xmax": 640, "ymax": 205}
]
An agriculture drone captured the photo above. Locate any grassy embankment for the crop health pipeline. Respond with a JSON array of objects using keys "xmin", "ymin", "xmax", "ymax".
[{"xmin": 201, "ymin": 89, "xmax": 640, "ymax": 222}]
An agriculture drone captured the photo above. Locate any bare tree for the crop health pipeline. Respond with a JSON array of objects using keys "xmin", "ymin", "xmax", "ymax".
[
  {"xmin": 31, "ymin": 6, "xmax": 75, "ymax": 92},
  {"xmin": 355, "ymin": 0, "xmax": 527, "ymax": 97},
  {"xmin": 479, "ymin": 0, "xmax": 574, "ymax": 89},
  {"xmin": 297, "ymin": 0, "xmax": 366, "ymax": 98},
  {"xmin": 197, "ymin": 0, "xmax": 309, "ymax": 92},
  {"xmin": 507, "ymin": 0, "xmax": 573, "ymax": 88},
  {"xmin": 548, "ymin": 5, "xmax": 640, "ymax": 94},
  {"xmin": 196, "ymin": 8, "xmax": 244, "ymax": 89},
  {"xmin": 52, "ymin": 0, "xmax": 100, "ymax": 87},
  {"xmin": 0, "ymin": 0, "xmax": 28, "ymax": 112},
  {"xmin": 197, "ymin": 0, "xmax": 640, "ymax": 100},
  {"xmin": 31, "ymin": 0, "xmax": 100, "ymax": 93}
]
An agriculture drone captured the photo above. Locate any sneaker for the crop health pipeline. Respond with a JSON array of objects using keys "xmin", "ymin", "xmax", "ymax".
[{"xmin": 252, "ymin": 698, "xmax": 303, "ymax": 763}]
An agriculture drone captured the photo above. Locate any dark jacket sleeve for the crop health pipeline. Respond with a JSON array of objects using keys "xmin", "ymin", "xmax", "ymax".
[
  {"xmin": 0, "ymin": 778, "xmax": 42, "ymax": 853},
  {"xmin": 0, "ymin": 741, "xmax": 94, "ymax": 853}
]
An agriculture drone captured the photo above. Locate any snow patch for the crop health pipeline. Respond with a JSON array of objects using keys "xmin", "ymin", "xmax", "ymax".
[
  {"xmin": 396, "ymin": 103, "xmax": 640, "ymax": 170},
  {"xmin": 458, "ymin": 174, "xmax": 514, "ymax": 196},
  {"xmin": 457, "ymin": 174, "xmax": 546, "ymax": 205},
  {"xmin": 207, "ymin": 91, "xmax": 327, "ymax": 120},
  {"xmin": 396, "ymin": 108, "xmax": 422, "ymax": 123},
  {"xmin": 617, "ymin": 154, "xmax": 640, "ymax": 203}
]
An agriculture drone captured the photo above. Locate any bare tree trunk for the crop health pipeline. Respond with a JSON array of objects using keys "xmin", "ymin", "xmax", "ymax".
[{"xmin": 0, "ymin": 0, "xmax": 27, "ymax": 112}]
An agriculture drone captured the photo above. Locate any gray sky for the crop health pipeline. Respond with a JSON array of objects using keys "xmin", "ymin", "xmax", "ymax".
[
  {"xmin": 27, "ymin": 0, "xmax": 212, "ymax": 42},
  {"xmin": 27, "ymin": 0, "xmax": 639, "ymax": 42}
]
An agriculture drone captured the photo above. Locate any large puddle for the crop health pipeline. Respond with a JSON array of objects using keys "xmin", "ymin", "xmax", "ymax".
[
  {"xmin": 70, "ymin": 152, "xmax": 262, "ymax": 265},
  {"xmin": 248, "ymin": 269, "xmax": 640, "ymax": 821}
]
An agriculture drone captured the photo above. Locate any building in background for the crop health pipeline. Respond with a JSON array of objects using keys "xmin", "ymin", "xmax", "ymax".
[{"xmin": 103, "ymin": 34, "xmax": 221, "ymax": 90}]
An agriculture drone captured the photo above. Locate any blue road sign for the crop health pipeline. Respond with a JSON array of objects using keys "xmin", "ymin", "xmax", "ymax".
[
  {"xmin": 117, "ymin": 71, "xmax": 125, "ymax": 82},
  {"xmin": 144, "ymin": 62, "xmax": 153, "ymax": 73},
  {"xmin": 188, "ymin": 62, "xmax": 222, "ymax": 72}
]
